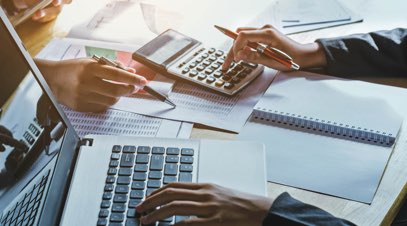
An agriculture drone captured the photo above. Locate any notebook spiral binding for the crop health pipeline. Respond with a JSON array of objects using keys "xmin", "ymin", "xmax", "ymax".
[{"xmin": 253, "ymin": 107, "xmax": 395, "ymax": 147}]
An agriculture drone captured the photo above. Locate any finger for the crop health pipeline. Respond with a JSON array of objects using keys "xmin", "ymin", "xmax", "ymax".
[
  {"xmin": 222, "ymin": 47, "xmax": 234, "ymax": 71},
  {"xmin": 52, "ymin": 0, "xmax": 62, "ymax": 6},
  {"xmin": 32, "ymin": 6, "xmax": 62, "ymax": 22},
  {"xmin": 73, "ymin": 102, "xmax": 108, "ymax": 113},
  {"xmin": 0, "ymin": 126, "xmax": 13, "ymax": 137},
  {"xmin": 236, "ymin": 27, "xmax": 258, "ymax": 32},
  {"xmin": 140, "ymin": 201, "xmax": 211, "ymax": 225},
  {"xmin": 138, "ymin": 188, "xmax": 207, "ymax": 212},
  {"xmin": 233, "ymin": 29, "xmax": 276, "ymax": 61},
  {"xmin": 113, "ymin": 60, "xmax": 137, "ymax": 74},
  {"xmin": 148, "ymin": 182, "xmax": 204, "ymax": 197},
  {"xmin": 237, "ymin": 47, "xmax": 287, "ymax": 70},
  {"xmin": 89, "ymin": 78, "xmax": 135, "ymax": 98},
  {"xmin": 92, "ymin": 63, "xmax": 148, "ymax": 86}
]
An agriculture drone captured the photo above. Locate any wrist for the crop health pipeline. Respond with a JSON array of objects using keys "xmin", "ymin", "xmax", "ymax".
[{"xmin": 296, "ymin": 42, "xmax": 327, "ymax": 69}]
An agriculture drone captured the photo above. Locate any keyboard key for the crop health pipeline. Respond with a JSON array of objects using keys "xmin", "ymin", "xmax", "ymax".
[
  {"xmin": 136, "ymin": 154, "xmax": 149, "ymax": 164},
  {"xmin": 149, "ymin": 171, "xmax": 162, "ymax": 180},
  {"xmin": 119, "ymin": 168, "xmax": 132, "ymax": 176},
  {"xmin": 104, "ymin": 184, "xmax": 114, "ymax": 192},
  {"xmin": 137, "ymin": 146, "xmax": 151, "ymax": 154},
  {"xmin": 106, "ymin": 176, "xmax": 115, "ymax": 184},
  {"xmin": 127, "ymin": 209, "xmax": 137, "ymax": 218},
  {"xmin": 208, "ymin": 48, "xmax": 216, "ymax": 54},
  {"xmin": 213, "ymin": 71, "xmax": 223, "ymax": 78},
  {"xmin": 123, "ymin": 145, "xmax": 136, "ymax": 153},
  {"xmin": 166, "ymin": 156, "xmax": 179, "ymax": 163},
  {"xmin": 180, "ymin": 165, "xmax": 193, "ymax": 172},
  {"xmin": 237, "ymin": 72, "xmax": 248, "ymax": 79},
  {"xmin": 197, "ymin": 74, "xmax": 207, "ymax": 80},
  {"xmin": 131, "ymin": 181, "xmax": 145, "ymax": 190},
  {"xmin": 189, "ymin": 70, "xmax": 198, "ymax": 77},
  {"xmin": 101, "ymin": 200, "xmax": 111, "ymax": 208},
  {"xmin": 110, "ymin": 213, "xmax": 125, "ymax": 222},
  {"xmin": 224, "ymin": 82, "xmax": 234, "ymax": 89},
  {"xmin": 211, "ymin": 63, "xmax": 220, "ymax": 70},
  {"xmin": 179, "ymin": 173, "xmax": 193, "ymax": 182},
  {"xmin": 215, "ymin": 50, "xmax": 224, "ymax": 57},
  {"xmin": 108, "ymin": 168, "xmax": 118, "ymax": 175},
  {"xmin": 180, "ymin": 156, "xmax": 194, "ymax": 164},
  {"xmin": 244, "ymin": 68, "xmax": 253, "ymax": 74},
  {"xmin": 195, "ymin": 57, "xmax": 203, "ymax": 63},
  {"xmin": 166, "ymin": 147, "xmax": 180, "ymax": 155},
  {"xmin": 103, "ymin": 192, "xmax": 112, "ymax": 200},
  {"xmin": 152, "ymin": 147, "xmax": 165, "ymax": 154},
  {"xmin": 205, "ymin": 69, "xmax": 214, "ymax": 75},
  {"xmin": 112, "ymin": 203, "xmax": 126, "ymax": 213},
  {"xmin": 241, "ymin": 61, "xmax": 258, "ymax": 69},
  {"xmin": 146, "ymin": 188, "xmax": 156, "ymax": 196},
  {"xmin": 133, "ymin": 172, "xmax": 147, "ymax": 181},
  {"xmin": 196, "ymin": 65, "xmax": 205, "ymax": 71},
  {"xmin": 203, "ymin": 60, "xmax": 211, "ymax": 66},
  {"xmin": 202, "ymin": 53, "xmax": 209, "ymax": 58},
  {"xmin": 112, "ymin": 145, "xmax": 122, "ymax": 153},
  {"xmin": 117, "ymin": 176, "xmax": 131, "ymax": 185},
  {"xmin": 163, "ymin": 176, "xmax": 177, "ymax": 184},
  {"xmin": 235, "ymin": 64, "xmax": 244, "ymax": 71},
  {"xmin": 126, "ymin": 218, "xmax": 140, "ymax": 226},
  {"xmin": 215, "ymin": 80, "xmax": 225, "ymax": 87},
  {"xmin": 150, "ymin": 155, "xmax": 164, "ymax": 171},
  {"xmin": 176, "ymin": 216, "xmax": 189, "ymax": 223},
  {"xmin": 147, "ymin": 180, "xmax": 161, "ymax": 188},
  {"xmin": 115, "ymin": 185, "xmax": 129, "ymax": 194},
  {"xmin": 222, "ymin": 75, "xmax": 231, "ymax": 81},
  {"xmin": 181, "ymin": 148, "xmax": 194, "ymax": 156},
  {"xmin": 111, "ymin": 153, "xmax": 120, "ymax": 160},
  {"xmin": 217, "ymin": 59, "xmax": 225, "ymax": 65},
  {"xmin": 164, "ymin": 164, "xmax": 178, "ymax": 176},
  {"xmin": 134, "ymin": 164, "xmax": 148, "ymax": 172},
  {"xmin": 231, "ymin": 77, "xmax": 241, "ymax": 84},
  {"xmin": 113, "ymin": 194, "xmax": 128, "ymax": 203},
  {"xmin": 208, "ymin": 56, "xmax": 217, "ymax": 62},
  {"xmin": 109, "ymin": 160, "xmax": 119, "ymax": 167},
  {"xmin": 99, "ymin": 209, "xmax": 109, "ymax": 218},
  {"xmin": 128, "ymin": 199, "xmax": 142, "ymax": 208},
  {"xmin": 189, "ymin": 62, "xmax": 197, "ymax": 69},
  {"xmin": 97, "ymin": 218, "xmax": 108, "ymax": 226},
  {"xmin": 130, "ymin": 190, "xmax": 144, "ymax": 199},
  {"xmin": 121, "ymin": 154, "xmax": 135, "ymax": 167},
  {"xmin": 182, "ymin": 68, "xmax": 190, "ymax": 74}
]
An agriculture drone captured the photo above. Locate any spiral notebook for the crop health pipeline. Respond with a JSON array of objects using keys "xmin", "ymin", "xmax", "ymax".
[{"xmin": 238, "ymin": 71, "xmax": 403, "ymax": 203}]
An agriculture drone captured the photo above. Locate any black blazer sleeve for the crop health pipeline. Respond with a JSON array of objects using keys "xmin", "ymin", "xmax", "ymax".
[
  {"xmin": 262, "ymin": 193, "xmax": 356, "ymax": 226},
  {"xmin": 316, "ymin": 28, "xmax": 407, "ymax": 78}
]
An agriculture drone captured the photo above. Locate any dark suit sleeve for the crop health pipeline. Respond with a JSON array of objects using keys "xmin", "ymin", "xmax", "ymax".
[
  {"xmin": 262, "ymin": 193, "xmax": 356, "ymax": 226},
  {"xmin": 315, "ymin": 28, "xmax": 407, "ymax": 78}
]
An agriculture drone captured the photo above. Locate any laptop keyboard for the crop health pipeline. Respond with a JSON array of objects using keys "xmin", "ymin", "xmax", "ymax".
[
  {"xmin": 0, "ymin": 170, "xmax": 50, "ymax": 226},
  {"xmin": 97, "ymin": 145, "xmax": 195, "ymax": 226}
]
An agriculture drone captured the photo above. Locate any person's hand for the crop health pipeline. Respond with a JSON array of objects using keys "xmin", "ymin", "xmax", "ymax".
[
  {"xmin": 223, "ymin": 24, "xmax": 327, "ymax": 71},
  {"xmin": 136, "ymin": 183, "xmax": 274, "ymax": 226},
  {"xmin": 36, "ymin": 58, "xmax": 147, "ymax": 112},
  {"xmin": 13, "ymin": 0, "xmax": 72, "ymax": 22}
]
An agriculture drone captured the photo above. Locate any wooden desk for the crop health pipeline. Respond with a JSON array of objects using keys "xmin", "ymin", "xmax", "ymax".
[{"xmin": 14, "ymin": 0, "xmax": 407, "ymax": 225}]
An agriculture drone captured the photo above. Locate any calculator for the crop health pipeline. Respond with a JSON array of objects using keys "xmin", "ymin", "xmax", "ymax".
[{"xmin": 132, "ymin": 29, "xmax": 264, "ymax": 96}]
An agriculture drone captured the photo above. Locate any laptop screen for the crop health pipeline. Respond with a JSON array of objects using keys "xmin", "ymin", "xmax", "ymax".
[{"xmin": 0, "ymin": 17, "xmax": 68, "ymax": 212}]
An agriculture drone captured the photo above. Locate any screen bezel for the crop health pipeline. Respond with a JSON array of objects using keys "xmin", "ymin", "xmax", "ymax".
[
  {"xmin": 134, "ymin": 29, "xmax": 200, "ymax": 69},
  {"xmin": 0, "ymin": 9, "xmax": 80, "ymax": 225}
]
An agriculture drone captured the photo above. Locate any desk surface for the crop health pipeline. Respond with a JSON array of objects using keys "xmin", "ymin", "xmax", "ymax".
[{"xmin": 14, "ymin": 0, "xmax": 407, "ymax": 225}]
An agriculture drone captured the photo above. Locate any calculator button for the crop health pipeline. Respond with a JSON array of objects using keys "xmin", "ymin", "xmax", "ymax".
[
  {"xmin": 217, "ymin": 59, "xmax": 225, "ymax": 65},
  {"xmin": 237, "ymin": 72, "xmax": 248, "ymax": 79},
  {"xmin": 195, "ymin": 57, "xmax": 203, "ymax": 63},
  {"xmin": 215, "ymin": 50, "xmax": 224, "ymax": 57},
  {"xmin": 203, "ymin": 60, "xmax": 211, "ymax": 66},
  {"xmin": 206, "ymin": 77, "xmax": 216, "ymax": 83},
  {"xmin": 182, "ymin": 68, "xmax": 190, "ymax": 74},
  {"xmin": 222, "ymin": 75, "xmax": 232, "ymax": 81},
  {"xmin": 198, "ymin": 74, "xmax": 207, "ymax": 80},
  {"xmin": 189, "ymin": 70, "xmax": 198, "ymax": 77},
  {"xmin": 208, "ymin": 56, "xmax": 217, "ymax": 62},
  {"xmin": 241, "ymin": 61, "xmax": 257, "ymax": 68},
  {"xmin": 205, "ymin": 69, "xmax": 214, "ymax": 75},
  {"xmin": 235, "ymin": 64, "xmax": 244, "ymax": 71},
  {"xmin": 244, "ymin": 68, "xmax": 253, "ymax": 74},
  {"xmin": 224, "ymin": 83, "xmax": 234, "ymax": 89},
  {"xmin": 196, "ymin": 65, "xmax": 205, "ymax": 71},
  {"xmin": 189, "ymin": 62, "xmax": 197, "ymax": 68},
  {"xmin": 208, "ymin": 48, "xmax": 216, "ymax": 54},
  {"xmin": 231, "ymin": 77, "xmax": 241, "ymax": 84},
  {"xmin": 202, "ymin": 53, "xmax": 209, "ymax": 58},
  {"xmin": 213, "ymin": 71, "xmax": 223, "ymax": 78},
  {"xmin": 215, "ymin": 80, "xmax": 225, "ymax": 87},
  {"xmin": 211, "ymin": 64, "xmax": 220, "ymax": 70}
]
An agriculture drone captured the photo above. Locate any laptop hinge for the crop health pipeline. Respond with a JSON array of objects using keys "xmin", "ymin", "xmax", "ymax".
[{"xmin": 78, "ymin": 138, "xmax": 93, "ymax": 147}]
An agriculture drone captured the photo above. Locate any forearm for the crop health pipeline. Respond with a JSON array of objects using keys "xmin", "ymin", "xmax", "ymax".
[
  {"xmin": 316, "ymin": 28, "xmax": 407, "ymax": 77},
  {"xmin": 262, "ymin": 193, "xmax": 355, "ymax": 226}
]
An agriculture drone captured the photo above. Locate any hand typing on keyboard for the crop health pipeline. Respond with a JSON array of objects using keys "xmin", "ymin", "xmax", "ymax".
[{"xmin": 136, "ymin": 183, "xmax": 274, "ymax": 226}]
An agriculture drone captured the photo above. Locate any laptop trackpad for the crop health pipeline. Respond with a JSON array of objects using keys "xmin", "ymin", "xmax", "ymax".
[{"xmin": 197, "ymin": 140, "xmax": 267, "ymax": 196}]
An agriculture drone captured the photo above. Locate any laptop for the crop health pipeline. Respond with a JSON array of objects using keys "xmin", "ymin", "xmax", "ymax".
[{"xmin": 0, "ymin": 9, "xmax": 267, "ymax": 226}]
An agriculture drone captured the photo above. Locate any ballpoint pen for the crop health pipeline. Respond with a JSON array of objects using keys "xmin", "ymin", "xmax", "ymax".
[
  {"xmin": 214, "ymin": 25, "xmax": 300, "ymax": 70},
  {"xmin": 92, "ymin": 55, "xmax": 176, "ymax": 108}
]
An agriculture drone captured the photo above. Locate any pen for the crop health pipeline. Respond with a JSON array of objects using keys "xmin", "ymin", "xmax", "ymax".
[
  {"xmin": 214, "ymin": 25, "xmax": 300, "ymax": 70},
  {"xmin": 92, "ymin": 55, "xmax": 176, "ymax": 108}
]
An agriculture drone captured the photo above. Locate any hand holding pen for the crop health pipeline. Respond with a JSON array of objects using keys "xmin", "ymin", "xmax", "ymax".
[
  {"xmin": 92, "ymin": 55, "xmax": 176, "ymax": 107},
  {"xmin": 217, "ymin": 25, "xmax": 324, "ymax": 72}
]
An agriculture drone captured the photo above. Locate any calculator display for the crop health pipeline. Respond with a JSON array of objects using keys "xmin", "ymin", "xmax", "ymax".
[{"xmin": 136, "ymin": 30, "xmax": 199, "ymax": 67}]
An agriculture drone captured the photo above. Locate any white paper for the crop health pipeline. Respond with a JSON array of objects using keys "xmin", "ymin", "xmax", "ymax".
[{"xmin": 113, "ymin": 68, "xmax": 277, "ymax": 132}]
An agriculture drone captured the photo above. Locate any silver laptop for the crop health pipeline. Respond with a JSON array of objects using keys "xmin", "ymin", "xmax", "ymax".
[{"xmin": 0, "ymin": 9, "xmax": 267, "ymax": 226}]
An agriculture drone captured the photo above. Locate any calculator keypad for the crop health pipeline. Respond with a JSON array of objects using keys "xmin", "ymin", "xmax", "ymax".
[{"xmin": 170, "ymin": 47, "xmax": 264, "ymax": 95}]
